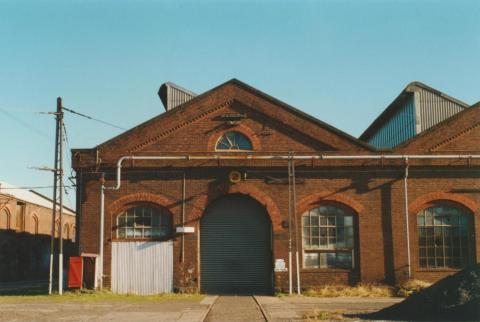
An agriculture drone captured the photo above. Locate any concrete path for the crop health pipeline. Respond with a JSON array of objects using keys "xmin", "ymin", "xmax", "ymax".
[
  {"xmin": 255, "ymin": 296, "xmax": 404, "ymax": 321},
  {"xmin": 0, "ymin": 296, "xmax": 217, "ymax": 322},
  {"xmin": 205, "ymin": 296, "xmax": 266, "ymax": 322}
]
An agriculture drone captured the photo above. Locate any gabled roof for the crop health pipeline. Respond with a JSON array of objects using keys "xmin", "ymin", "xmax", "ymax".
[
  {"xmin": 359, "ymin": 81, "xmax": 469, "ymax": 141},
  {"xmin": 92, "ymin": 78, "xmax": 375, "ymax": 153},
  {"xmin": 0, "ymin": 181, "xmax": 75, "ymax": 216}
]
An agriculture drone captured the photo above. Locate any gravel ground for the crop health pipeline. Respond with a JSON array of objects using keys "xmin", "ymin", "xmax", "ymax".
[{"xmin": 205, "ymin": 296, "xmax": 265, "ymax": 322}]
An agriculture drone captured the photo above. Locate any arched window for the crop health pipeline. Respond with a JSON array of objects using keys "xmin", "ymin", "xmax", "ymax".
[
  {"xmin": 215, "ymin": 131, "xmax": 253, "ymax": 151},
  {"xmin": 302, "ymin": 205, "xmax": 355, "ymax": 269},
  {"xmin": 0, "ymin": 209, "xmax": 10, "ymax": 230},
  {"xmin": 71, "ymin": 225, "xmax": 76, "ymax": 242},
  {"xmin": 64, "ymin": 224, "xmax": 70, "ymax": 240},
  {"xmin": 55, "ymin": 220, "xmax": 61, "ymax": 238},
  {"xmin": 116, "ymin": 205, "xmax": 172, "ymax": 239},
  {"xmin": 417, "ymin": 204, "xmax": 473, "ymax": 268},
  {"xmin": 32, "ymin": 215, "xmax": 39, "ymax": 235}
]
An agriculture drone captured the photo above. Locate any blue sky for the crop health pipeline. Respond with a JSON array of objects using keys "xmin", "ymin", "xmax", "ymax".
[{"xmin": 1, "ymin": 0, "xmax": 479, "ymax": 206}]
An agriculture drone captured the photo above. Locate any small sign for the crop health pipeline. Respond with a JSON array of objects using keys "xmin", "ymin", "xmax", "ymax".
[
  {"xmin": 176, "ymin": 226, "xmax": 195, "ymax": 233},
  {"xmin": 274, "ymin": 259, "xmax": 287, "ymax": 272}
]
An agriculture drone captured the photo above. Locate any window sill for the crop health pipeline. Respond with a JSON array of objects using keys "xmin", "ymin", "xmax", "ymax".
[
  {"xmin": 301, "ymin": 268, "xmax": 353, "ymax": 273},
  {"xmin": 416, "ymin": 268, "xmax": 461, "ymax": 273},
  {"xmin": 111, "ymin": 238, "xmax": 173, "ymax": 242}
]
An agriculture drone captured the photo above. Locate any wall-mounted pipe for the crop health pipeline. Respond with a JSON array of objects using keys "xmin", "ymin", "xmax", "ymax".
[{"xmin": 404, "ymin": 159, "xmax": 411, "ymax": 278}]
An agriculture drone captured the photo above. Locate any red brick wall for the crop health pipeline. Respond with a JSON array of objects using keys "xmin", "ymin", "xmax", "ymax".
[
  {"xmin": 73, "ymin": 83, "xmax": 480, "ymax": 292},
  {"xmin": 75, "ymin": 164, "xmax": 480, "ymax": 292}
]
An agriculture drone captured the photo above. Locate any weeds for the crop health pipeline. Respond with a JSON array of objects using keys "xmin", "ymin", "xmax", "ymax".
[
  {"xmin": 394, "ymin": 279, "xmax": 431, "ymax": 297},
  {"xmin": 303, "ymin": 284, "xmax": 394, "ymax": 298},
  {"xmin": 303, "ymin": 309, "xmax": 347, "ymax": 321}
]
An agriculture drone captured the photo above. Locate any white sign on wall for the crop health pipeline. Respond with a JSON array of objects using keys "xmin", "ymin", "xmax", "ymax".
[{"xmin": 274, "ymin": 259, "xmax": 287, "ymax": 272}]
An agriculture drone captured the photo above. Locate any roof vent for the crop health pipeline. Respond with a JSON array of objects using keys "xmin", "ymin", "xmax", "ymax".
[{"xmin": 158, "ymin": 82, "xmax": 197, "ymax": 111}]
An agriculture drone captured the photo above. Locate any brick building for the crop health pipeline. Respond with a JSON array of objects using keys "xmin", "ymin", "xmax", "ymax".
[
  {"xmin": 72, "ymin": 79, "xmax": 479, "ymax": 295},
  {"xmin": 0, "ymin": 181, "xmax": 76, "ymax": 282}
]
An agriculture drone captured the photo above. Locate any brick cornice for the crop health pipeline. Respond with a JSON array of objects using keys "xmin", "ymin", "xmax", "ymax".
[
  {"xmin": 128, "ymin": 101, "xmax": 233, "ymax": 153},
  {"xmin": 409, "ymin": 192, "xmax": 478, "ymax": 214},
  {"xmin": 430, "ymin": 123, "xmax": 480, "ymax": 152},
  {"xmin": 297, "ymin": 192, "xmax": 365, "ymax": 216}
]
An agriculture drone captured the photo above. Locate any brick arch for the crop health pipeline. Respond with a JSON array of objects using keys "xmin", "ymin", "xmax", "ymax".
[
  {"xmin": 108, "ymin": 192, "xmax": 177, "ymax": 219},
  {"xmin": 297, "ymin": 191, "xmax": 365, "ymax": 216},
  {"xmin": 189, "ymin": 182, "xmax": 281, "ymax": 231},
  {"xmin": 31, "ymin": 213, "xmax": 39, "ymax": 235},
  {"xmin": 409, "ymin": 192, "xmax": 479, "ymax": 215},
  {"xmin": 0, "ymin": 207, "xmax": 11, "ymax": 230},
  {"xmin": 206, "ymin": 123, "xmax": 261, "ymax": 151},
  {"xmin": 107, "ymin": 192, "xmax": 178, "ymax": 241}
]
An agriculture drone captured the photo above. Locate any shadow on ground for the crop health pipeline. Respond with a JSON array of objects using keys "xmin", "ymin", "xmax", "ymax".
[{"xmin": 346, "ymin": 264, "xmax": 480, "ymax": 321}]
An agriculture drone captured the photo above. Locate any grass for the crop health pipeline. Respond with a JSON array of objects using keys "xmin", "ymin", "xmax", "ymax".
[
  {"xmin": 301, "ymin": 279, "xmax": 432, "ymax": 298},
  {"xmin": 303, "ymin": 310, "xmax": 348, "ymax": 321},
  {"xmin": 0, "ymin": 289, "xmax": 204, "ymax": 302},
  {"xmin": 394, "ymin": 279, "xmax": 432, "ymax": 297},
  {"xmin": 303, "ymin": 284, "xmax": 394, "ymax": 298}
]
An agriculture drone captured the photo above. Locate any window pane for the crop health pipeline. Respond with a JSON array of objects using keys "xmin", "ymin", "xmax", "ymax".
[
  {"xmin": 337, "ymin": 253, "xmax": 352, "ymax": 269},
  {"xmin": 117, "ymin": 228, "xmax": 125, "ymax": 238},
  {"xmin": 326, "ymin": 253, "xmax": 336, "ymax": 267},
  {"xmin": 216, "ymin": 131, "xmax": 252, "ymax": 150},
  {"xmin": 117, "ymin": 206, "xmax": 171, "ymax": 239},
  {"xmin": 417, "ymin": 205, "xmax": 471, "ymax": 269},
  {"xmin": 304, "ymin": 253, "xmax": 320, "ymax": 269},
  {"xmin": 118, "ymin": 216, "xmax": 126, "ymax": 227},
  {"xmin": 344, "ymin": 216, "xmax": 353, "ymax": 226},
  {"xmin": 302, "ymin": 206, "xmax": 355, "ymax": 268}
]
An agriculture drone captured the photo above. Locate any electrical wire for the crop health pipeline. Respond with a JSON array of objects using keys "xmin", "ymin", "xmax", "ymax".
[
  {"xmin": 63, "ymin": 106, "xmax": 126, "ymax": 130},
  {"xmin": 0, "ymin": 185, "xmax": 73, "ymax": 190}
]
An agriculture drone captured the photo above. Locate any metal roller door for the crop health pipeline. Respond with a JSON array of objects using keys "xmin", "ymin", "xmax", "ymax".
[
  {"xmin": 201, "ymin": 194, "xmax": 273, "ymax": 295},
  {"xmin": 111, "ymin": 241, "xmax": 173, "ymax": 295}
]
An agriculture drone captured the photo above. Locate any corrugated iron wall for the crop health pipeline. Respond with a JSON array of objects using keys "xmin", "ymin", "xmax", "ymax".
[
  {"xmin": 418, "ymin": 88, "xmax": 465, "ymax": 133},
  {"xmin": 367, "ymin": 95, "xmax": 416, "ymax": 148},
  {"xmin": 111, "ymin": 241, "xmax": 173, "ymax": 295}
]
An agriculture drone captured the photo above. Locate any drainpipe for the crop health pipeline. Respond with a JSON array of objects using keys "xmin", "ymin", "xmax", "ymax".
[
  {"xmin": 287, "ymin": 159, "xmax": 293, "ymax": 295},
  {"xmin": 403, "ymin": 158, "xmax": 411, "ymax": 279},
  {"xmin": 292, "ymin": 159, "xmax": 301, "ymax": 295},
  {"xmin": 181, "ymin": 172, "xmax": 186, "ymax": 263},
  {"xmin": 99, "ymin": 174, "xmax": 105, "ymax": 290}
]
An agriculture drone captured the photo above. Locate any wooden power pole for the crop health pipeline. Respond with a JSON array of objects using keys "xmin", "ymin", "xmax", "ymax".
[{"xmin": 48, "ymin": 97, "xmax": 64, "ymax": 295}]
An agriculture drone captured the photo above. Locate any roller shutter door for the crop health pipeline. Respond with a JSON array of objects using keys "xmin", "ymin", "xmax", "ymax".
[
  {"xmin": 201, "ymin": 194, "xmax": 273, "ymax": 295},
  {"xmin": 111, "ymin": 241, "xmax": 173, "ymax": 295}
]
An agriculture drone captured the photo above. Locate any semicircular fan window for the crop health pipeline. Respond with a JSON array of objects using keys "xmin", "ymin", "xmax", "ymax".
[{"xmin": 216, "ymin": 131, "xmax": 253, "ymax": 150}]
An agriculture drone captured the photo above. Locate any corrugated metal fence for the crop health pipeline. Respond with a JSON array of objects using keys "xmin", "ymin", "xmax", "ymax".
[{"xmin": 111, "ymin": 241, "xmax": 173, "ymax": 295}]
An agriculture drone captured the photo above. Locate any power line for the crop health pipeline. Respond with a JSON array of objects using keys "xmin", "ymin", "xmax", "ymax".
[
  {"xmin": 0, "ymin": 185, "xmax": 73, "ymax": 190},
  {"xmin": 63, "ymin": 106, "xmax": 126, "ymax": 130}
]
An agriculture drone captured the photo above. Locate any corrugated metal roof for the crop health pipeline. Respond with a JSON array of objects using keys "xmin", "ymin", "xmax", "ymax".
[
  {"xmin": 359, "ymin": 81, "xmax": 469, "ymax": 142},
  {"xmin": 158, "ymin": 82, "xmax": 197, "ymax": 111},
  {"xmin": 0, "ymin": 181, "xmax": 75, "ymax": 216}
]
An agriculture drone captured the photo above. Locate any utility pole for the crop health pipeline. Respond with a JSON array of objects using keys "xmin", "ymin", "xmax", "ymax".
[
  {"xmin": 58, "ymin": 97, "xmax": 64, "ymax": 295},
  {"xmin": 47, "ymin": 97, "xmax": 64, "ymax": 295}
]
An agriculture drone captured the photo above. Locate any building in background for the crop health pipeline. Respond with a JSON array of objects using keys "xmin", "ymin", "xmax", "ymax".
[
  {"xmin": 0, "ymin": 181, "xmax": 76, "ymax": 282},
  {"xmin": 72, "ymin": 79, "xmax": 479, "ymax": 295},
  {"xmin": 360, "ymin": 82, "xmax": 468, "ymax": 148}
]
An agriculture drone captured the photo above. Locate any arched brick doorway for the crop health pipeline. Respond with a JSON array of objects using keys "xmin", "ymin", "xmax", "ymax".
[{"xmin": 200, "ymin": 194, "xmax": 273, "ymax": 295}]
